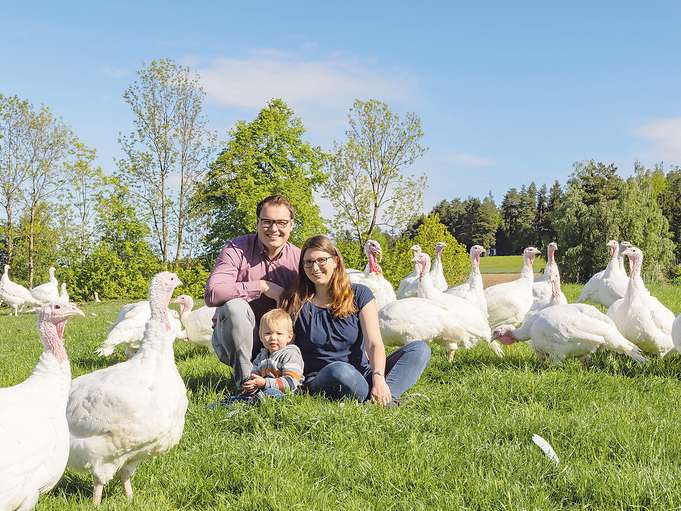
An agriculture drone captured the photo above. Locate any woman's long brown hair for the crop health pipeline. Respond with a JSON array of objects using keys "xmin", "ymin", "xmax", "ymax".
[{"xmin": 281, "ymin": 235, "xmax": 358, "ymax": 320}]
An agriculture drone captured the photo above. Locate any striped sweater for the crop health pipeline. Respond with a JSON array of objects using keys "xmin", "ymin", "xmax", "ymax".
[{"xmin": 251, "ymin": 344, "xmax": 304, "ymax": 392}]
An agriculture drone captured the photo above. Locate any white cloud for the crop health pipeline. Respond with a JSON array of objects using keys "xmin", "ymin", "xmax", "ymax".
[
  {"xmin": 635, "ymin": 117, "xmax": 681, "ymax": 162},
  {"xmin": 446, "ymin": 151, "xmax": 496, "ymax": 167},
  {"xmin": 195, "ymin": 51, "xmax": 410, "ymax": 111}
]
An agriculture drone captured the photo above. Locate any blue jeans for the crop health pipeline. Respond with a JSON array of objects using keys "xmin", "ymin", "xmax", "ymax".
[{"xmin": 305, "ymin": 341, "xmax": 431, "ymax": 402}]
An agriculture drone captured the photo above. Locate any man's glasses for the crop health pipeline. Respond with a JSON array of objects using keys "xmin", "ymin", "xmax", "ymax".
[
  {"xmin": 303, "ymin": 256, "xmax": 335, "ymax": 269},
  {"xmin": 258, "ymin": 218, "xmax": 291, "ymax": 229}
]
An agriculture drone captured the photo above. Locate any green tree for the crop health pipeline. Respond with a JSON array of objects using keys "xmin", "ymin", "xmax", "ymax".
[
  {"xmin": 497, "ymin": 188, "xmax": 522, "ymax": 255},
  {"xmin": 658, "ymin": 167, "xmax": 681, "ymax": 261},
  {"xmin": 11, "ymin": 202, "xmax": 59, "ymax": 285},
  {"xmin": 553, "ymin": 161, "xmax": 672, "ymax": 282},
  {"xmin": 478, "ymin": 193, "xmax": 501, "ymax": 250},
  {"xmin": 323, "ymin": 99, "xmax": 427, "ymax": 251},
  {"xmin": 118, "ymin": 58, "xmax": 217, "ymax": 264},
  {"xmin": 407, "ymin": 214, "xmax": 469, "ymax": 287},
  {"xmin": 617, "ymin": 171, "xmax": 674, "ymax": 279},
  {"xmin": 197, "ymin": 99, "xmax": 326, "ymax": 259},
  {"xmin": 429, "ymin": 198, "xmax": 465, "ymax": 240},
  {"xmin": 0, "ymin": 94, "xmax": 31, "ymax": 265},
  {"xmin": 62, "ymin": 142, "xmax": 109, "ymax": 253},
  {"xmin": 534, "ymin": 184, "xmax": 549, "ymax": 248},
  {"xmin": 63, "ymin": 183, "xmax": 161, "ymax": 300},
  {"xmin": 423, "ymin": 195, "xmax": 498, "ymax": 251}
]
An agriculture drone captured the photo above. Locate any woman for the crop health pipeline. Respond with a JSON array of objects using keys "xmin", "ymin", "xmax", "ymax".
[{"xmin": 281, "ymin": 235, "xmax": 431, "ymax": 406}]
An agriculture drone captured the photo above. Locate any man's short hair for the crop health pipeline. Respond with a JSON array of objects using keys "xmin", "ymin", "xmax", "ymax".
[
  {"xmin": 259, "ymin": 308, "xmax": 294, "ymax": 336},
  {"xmin": 256, "ymin": 195, "xmax": 295, "ymax": 220}
]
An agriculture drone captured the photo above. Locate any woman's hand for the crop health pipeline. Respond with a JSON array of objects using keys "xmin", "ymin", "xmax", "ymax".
[
  {"xmin": 241, "ymin": 374, "xmax": 266, "ymax": 394},
  {"xmin": 370, "ymin": 375, "xmax": 392, "ymax": 406},
  {"xmin": 359, "ymin": 299, "xmax": 391, "ymax": 406}
]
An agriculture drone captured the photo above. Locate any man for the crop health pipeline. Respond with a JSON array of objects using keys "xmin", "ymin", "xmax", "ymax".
[{"xmin": 205, "ymin": 195, "xmax": 300, "ymax": 388}]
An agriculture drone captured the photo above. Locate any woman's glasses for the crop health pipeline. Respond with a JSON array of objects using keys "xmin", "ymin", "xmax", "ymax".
[{"xmin": 303, "ymin": 256, "xmax": 335, "ymax": 269}]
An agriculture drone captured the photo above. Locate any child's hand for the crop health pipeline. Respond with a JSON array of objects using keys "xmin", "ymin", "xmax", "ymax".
[{"xmin": 242, "ymin": 374, "xmax": 266, "ymax": 393}]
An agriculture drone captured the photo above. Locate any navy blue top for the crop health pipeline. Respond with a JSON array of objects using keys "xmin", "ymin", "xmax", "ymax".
[{"xmin": 294, "ymin": 283, "xmax": 375, "ymax": 378}]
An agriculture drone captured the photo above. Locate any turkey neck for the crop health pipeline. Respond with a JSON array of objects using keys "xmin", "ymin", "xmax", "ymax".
[
  {"xmin": 136, "ymin": 319, "xmax": 178, "ymax": 366},
  {"xmin": 543, "ymin": 247, "xmax": 556, "ymax": 277},
  {"xmin": 472, "ymin": 252, "xmax": 481, "ymax": 275},
  {"xmin": 467, "ymin": 252, "xmax": 482, "ymax": 289},
  {"xmin": 417, "ymin": 262, "xmax": 439, "ymax": 300},
  {"xmin": 520, "ymin": 254, "xmax": 535, "ymax": 282},
  {"xmin": 33, "ymin": 320, "xmax": 71, "ymax": 402},
  {"xmin": 137, "ymin": 289, "xmax": 177, "ymax": 364},
  {"xmin": 624, "ymin": 255, "xmax": 645, "ymax": 301},
  {"xmin": 604, "ymin": 244, "xmax": 620, "ymax": 277}
]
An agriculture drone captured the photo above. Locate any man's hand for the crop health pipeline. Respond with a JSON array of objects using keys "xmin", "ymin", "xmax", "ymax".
[
  {"xmin": 241, "ymin": 374, "xmax": 266, "ymax": 394},
  {"xmin": 260, "ymin": 280, "xmax": 284, "ymax": 301}
]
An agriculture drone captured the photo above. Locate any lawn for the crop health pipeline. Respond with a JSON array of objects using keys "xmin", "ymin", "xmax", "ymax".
[
  {"xmin": 479, "ymin": 255, "xmax": 546, "ymax": 274},
  {"xmin": 1, "ymin": 282, "xmax": 680, "ymax": 510}
]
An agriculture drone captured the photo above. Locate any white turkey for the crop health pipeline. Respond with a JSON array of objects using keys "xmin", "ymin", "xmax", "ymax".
[
  {"xmin": 577, "ymin": 240, "xmax": 629, "ymax": 307},
  {"xmin": 446, "ymin": 245, "xmax": 487, "ymax": 317},
  {"xmin": 30, "ymin": 266, "xmax": 60, "ymax": 305},
  {"xmin": 95, "ymin": 300, "xmax": 185, "ymax": 357},
  {"xmin": 172, "ymin": 294, "xmax": 215, "ymax": 350},
  {"xmin": 0, "ymin": 302, "xmax": 84, "ymax": 511},
  {"xmin": 380, "ymin": 297, "xmax": 487, "ymax": 357},
  {"xmin": 529, "ymin": 255, "xmax": 568, "ymax": 314},
  {"xmin": 493, "ymin": 271, "xmax": 646, "ymax": 365},
  {"xmin": 484, "ymin": 246, "xmax": 541, "ymax": 329},
  {"xmin": 492, "ymin": 302, "xmax": 647, "ymax": 366},
  {"xmin": 56, "ymin": 283, "xmax": 69, "ymax": 305},
  {"xmin": 523, "ymin": 272, "xmax": 569, "ymax": 324},
  {"xmin": 673, "ymin": 314, "xmax": 681, "ymax": 354},
  {"xmin": 532, "ymin": 242, "xmax": 566, "ymax": 304},
  {"xmin": 429, "ymin": 242, "xmax": 448, "ymax": 291},
  {"xmin": 346, "ymin": 239, "xmax": 397, "ymax": 310},
  {"xmin": 67, "ymin": 272, "xmax": 189, "ymax": 506},
  {"xmin": 607, "ymin": 247, "xmax": 675, "ymax": 357},
  {"xmin": 396, "ymin": 244, "xmax": 423, "ymax": 298},
  {"xmin": 412, "ymin": 250, "xmax": 499, "ymax": 360},
  {"xmin": 0, "ymin": 264, "xmax": 42, "ymax": 316}
]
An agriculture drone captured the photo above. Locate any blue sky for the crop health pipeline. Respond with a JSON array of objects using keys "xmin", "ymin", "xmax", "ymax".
[{"xmin": 2, "ymin": 1, "xmax": 681, "ymax": 214}]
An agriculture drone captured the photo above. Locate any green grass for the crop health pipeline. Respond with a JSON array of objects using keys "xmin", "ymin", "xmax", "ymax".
[
  {"xmin": 0, "ymin": 283, "xmax": 680, "ymax": 510},
  {"xmin": 480, "ymin": 255, "xmax": 546, "ymax": 274}
]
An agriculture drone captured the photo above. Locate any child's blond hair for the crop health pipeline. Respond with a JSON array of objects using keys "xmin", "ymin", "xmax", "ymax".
[{"xmin": 259, "ymin": 308, "xmax": 294, "ymax": 338}]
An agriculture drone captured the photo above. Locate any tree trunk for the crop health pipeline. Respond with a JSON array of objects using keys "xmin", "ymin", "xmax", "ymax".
[
  {"xmin": 160, "ymin": 171, "xmax": 168, "ymax": 264},
  {"xmin": 5, "ymin": 203, "xmax": 14, "ymax": 264},
  {"xmin": 174, "ymin": 171, "xmax": 186, "ymax": 265},
  {"xmin": 28, "ymin": 206, "xmax": 35, "ymax": 287}
]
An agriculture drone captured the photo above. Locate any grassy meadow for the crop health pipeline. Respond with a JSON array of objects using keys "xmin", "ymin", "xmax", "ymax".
[{"xmin": 1, "ymin": 280, "xmax": 681, "ymax": 510}]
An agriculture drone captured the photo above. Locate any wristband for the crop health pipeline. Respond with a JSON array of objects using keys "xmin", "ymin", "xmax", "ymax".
[{"xmin": 372, "ymin": 370, "xmax": 384, "ymax": 377}]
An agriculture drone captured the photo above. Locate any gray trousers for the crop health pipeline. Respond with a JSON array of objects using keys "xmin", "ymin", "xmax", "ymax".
[{"xmin": 211, "ymin": 299, "xmax": 260, "ymax": 387}]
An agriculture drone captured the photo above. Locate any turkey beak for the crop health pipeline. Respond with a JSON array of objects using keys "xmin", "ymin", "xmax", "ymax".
[{"xmin": 61, "ymin": 303, "xmax": 85, "ymax": 319}]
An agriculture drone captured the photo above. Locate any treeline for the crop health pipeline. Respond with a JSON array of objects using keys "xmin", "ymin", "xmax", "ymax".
[
  {"xmin": 421, "ymin": 161, "xmax": 681, "ymax": 282},
  {"xmin": 1, "ymin": 57, "xmax": 438, "ymax": 301},
  {"xmin": 3, "ymin": 57, "xmax": 681, "ymax": 302}
]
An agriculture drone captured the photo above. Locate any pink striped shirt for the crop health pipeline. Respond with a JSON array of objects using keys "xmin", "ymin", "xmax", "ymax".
[{"xmin": 204, "ymin": 233, "xmax": 300, "ymax": 322}]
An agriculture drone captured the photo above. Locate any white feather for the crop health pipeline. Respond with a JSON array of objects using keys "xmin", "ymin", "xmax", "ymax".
[{"xmin": 531, "ymin": 434, "xmax": 559, "ymax": 465}]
